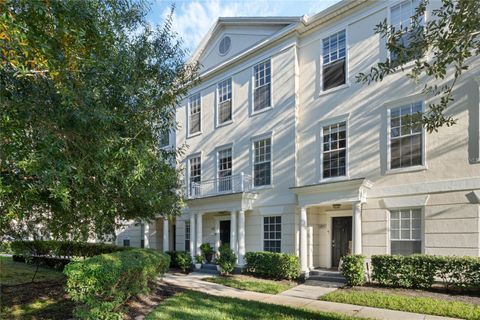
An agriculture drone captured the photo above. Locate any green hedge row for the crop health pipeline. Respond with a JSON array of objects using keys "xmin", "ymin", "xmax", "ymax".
[
  {"xmin": 64, "ymin": 249, "xmax": 170, "ymax": 319},
  {"xmin": 10, "ymin": 240, "xmax": 128, "ymax": 258},
  {"xmin": 341, "ymin": 255, "xmax": 365, "ymax": 286},
  {"xmin": 371, "ymin": 255, "xmax": 480, "ymax": 290},
  {"xmin": 244, "ymin": 252, "xmax": 300, "ymax": 280}
]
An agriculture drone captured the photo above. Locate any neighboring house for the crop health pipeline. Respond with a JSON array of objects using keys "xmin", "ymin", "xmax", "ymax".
[{"xmin": 118, "ymin": 0, "xmax": 480, "ymax": 275}]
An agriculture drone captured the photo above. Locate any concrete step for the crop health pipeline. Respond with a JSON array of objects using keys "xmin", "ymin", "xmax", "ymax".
[
  {"xmin": 308, "ymin": 269, "xmax": 346, "ymax": 283},
  {"xmin": 307, "ymin": 275, "xmax": 346, "ymax": 283},
  {"xmin": 196, "ymin": 268, "xmax": 219, "ymax": 275},
  {"xmin": 303, "ymin": 279, "xmax": 345, "ymax": 288},
  {"xmin": 201, "ymin": 263, "xmax": 218, "ymax": 271}
]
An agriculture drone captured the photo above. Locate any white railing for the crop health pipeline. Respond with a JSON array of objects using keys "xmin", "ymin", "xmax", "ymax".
[{"xmin": 187, "ymin": 172, "xmax": 253, "ymax": 199}]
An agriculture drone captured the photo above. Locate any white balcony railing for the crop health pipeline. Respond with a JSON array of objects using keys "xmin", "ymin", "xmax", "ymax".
[{"xmin": 187, "ymin": 172, "xmax": 253, "ymax": 199}]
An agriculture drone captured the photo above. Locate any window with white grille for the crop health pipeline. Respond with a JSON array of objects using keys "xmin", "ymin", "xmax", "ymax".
[
  {"xmin": 263, "ymin": 216, "xmax": 281, "ymax": 252},
  {"xmin": 253, "ymin": 137, "xmax": 271, "ymax": 187},
  {"xmin": 322, "ymin": 122, "xmax": 347, "ymax": 178},
  {"xmin": 217, "ymin": 78, "xmax": 232, "ymax": 124},
  {"xmin": 189, "ymin": 156, "xmax": 201, "ymax": 195},
  {"xmin": 390, "ymin": 208, "xmax": 421, "ymax": 255},
  {"xmin": 322, "ymin": 30, "xmax": 346, "ymax": 91},
  {"xmin": 217, "ymin": 148, "xmax": 232, "ymax": 192},
  {"xmin": 389, "ymin": 102, "xmax": 423, "ymax": 169},
  {"xmin": 253, "ymin": 60, "xmax": 271, "ymax": 112},
  {"xmin": 189, "ymin": 93, "xmax": 201, "ymax": 135},
  {"xmin": 390, "ymin": 0, "xmax": 423, "ymax": 62}
]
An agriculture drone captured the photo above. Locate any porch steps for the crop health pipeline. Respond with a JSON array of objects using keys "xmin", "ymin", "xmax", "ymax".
[
  {"xmin": 307, "ymin": 269, "xmax": 346, "ymax": 284},
  {"xmin": 198, "ymin": 263, "xmax": 219, "ymax": 275}
]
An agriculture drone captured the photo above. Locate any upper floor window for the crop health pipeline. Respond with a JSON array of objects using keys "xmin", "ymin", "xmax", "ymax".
[
  {"xmin": 263, "ymin": 216, "xmax": 281, "ymax": 253},
  {"xmin": 253, "ymin": 137, "xmax": 271, "ymax": 187},
  {"xmin": 390, "ymin": 208, "xmax": 421, "ymax": 255},
  {"xmin": 389, "ymin": 102, "xmax": 423, "ymax": 169},
  {"xmin": 189, "ymin": 93, "xmax": 201, "ymax": 135},
  {"xmin": 322, "ymin": 30, "xmax": 346, "ymax": 91},
  {"xmin": 390, "ymin": 0, "xmax": 423, "ymax": 62},
  {"xmin": 159, "ymin": 131, "xmax": 169, "ymax": 148},
  {"xmin": 189, "ymin": 156, "xmax": 201, "ymax": 195},
  {"xmin": 253, "ymin": 60, "xmax": 271, "ymax": 112},
  {"xmin": 217, "ymin": 78, "xmax": 233, "ymax": 125},
  {"xmin": 217, "ymin": 147, "xmax": 233, "ymax": 192},
  {"xmin": 322, "ymin": 122, "xmax": 347, "ymax": 179}
]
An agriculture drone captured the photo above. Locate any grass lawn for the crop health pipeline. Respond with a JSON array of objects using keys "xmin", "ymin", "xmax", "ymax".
[
  {"xmin": 0, "ymin": 256, "xmax": 65, "ymax": 285},
  {"xmin": 146, "ymin": 290, "xmax": 360, "ymax": 320},
  {"xmin": 321, "ymin": 289, "xmax": 480, "ymax": 320},
  {"xmin": 202, "ymin": 275, "xmax": 295, "ymax": 294}
]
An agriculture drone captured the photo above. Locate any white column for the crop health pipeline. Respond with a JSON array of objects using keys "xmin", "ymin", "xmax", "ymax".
[
  {"xmin": 300, "ymin": 206, "xmax": 308, "ymax": 273},
  {"xmin": 143, "ymin": 222, "xmax": 150, "ymax": 248},
  {"xmin": 189, "ymin": 214, "xmax": 196, "ymax": 258},
  {"xmin": 238, "ymin": 210, "xmax": 245, "ymax": 266},
  {"xmin": 352, "ymin": 201, "xmax": 362, "ymax": 254},
  {"xmin": 163, "ymin": 218, "xmax": 169, "ymax": 252},
  {"xmin": 196, "ymin": 212, "xmax": 203, "ymax": 255},
  {"xmin": 307, "ymin": 226, "xmax": 314, "ymax": 270},
  {"xmin": 230, "ymin": 211, "xmax": 237, "ymax": 254}
]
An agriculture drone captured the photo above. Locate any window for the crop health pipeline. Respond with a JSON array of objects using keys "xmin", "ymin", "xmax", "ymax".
[
  {"xmin": 253, "ymin": 137, "xmax": 271, "ymax": 187},
  {"xmin": 263, "ymin": 216, "xmax": 281, "ymax": 252},
  {"xmin": 189, "ymin": 93, "xmax": 201, "ymax": 135},
  {"xmin": 389, "ymin": 102, "xmax": 423, "ymax": 169},
  {"xmin": 217, "ymin": 78, "xmax": 232, "ymax": 124},
  {"xmin": 160, "ymin": 131, "xmax": 169, "ymax": 148},
  {"xmin": 390, "ymin": 208, "xmax": 421, "ymax": 255},
  {"xmin": 123, "ymin": 239, "xmax": 130, "ymax": 247},
  {"xmin": 390, "ymin": 0, "xmax": 423, "ymax": 62},
  {"xmin": 189, "ymin": 156, "xmax": 201, "ymax": 196},
  {"xmin": 218, "ymin": 148, "xmax": 232, "ymax": 192},
  {"xmin": 322, "ymin": 30, "xmax": 346, "ymax": 91},
  {"xmin": 322, "ymin": 122, "xmax": 347, "ymax": 178},
  {"xmin": 253, "ymin": 60, "xmax": 271, "ymax": 112},
  {"xmin": 185, "ymin": 221, "xmax": 190, "ymax": 252}
]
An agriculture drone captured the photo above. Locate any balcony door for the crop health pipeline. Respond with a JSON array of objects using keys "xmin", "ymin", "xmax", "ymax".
[{"xmin": 218, "ymin": 148, "xmax": 232, "ymax": 192}]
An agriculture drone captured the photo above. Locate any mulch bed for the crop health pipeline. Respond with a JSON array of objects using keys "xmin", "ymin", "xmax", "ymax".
[{"xmin": 344, "ymin": 284, "xmax": 480, "ymax": 305}]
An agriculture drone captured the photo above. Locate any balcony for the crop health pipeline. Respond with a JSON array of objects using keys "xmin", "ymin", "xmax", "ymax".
[{"xmin": 187, "ymin": 173, "xmax": 253, "ymax": 199}]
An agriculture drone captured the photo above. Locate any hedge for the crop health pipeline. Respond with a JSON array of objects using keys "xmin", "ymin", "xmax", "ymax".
[
  {"xmin": 340, "ymin": 255, "xmax": 365, "ymax": 286},
  {"xmin": 244, "ymin": 251, "xmax": 300, "ymax": 280},
  {"xmin": 165, "ymin": 250, "xmax": 192, "ymax": 273},
  {"xmin": 10, "ymin": 240, "xmax": 128, "ymax": 259},
  {"xmin": 64, "ymin": 249, "xmax": 170, "ymax": 319},
  {"xmin": 0, "ymin": 242, "xmax": 12, "ymax": 254},
  {"xmin": 371, "ymin": 254, "xmax": 480, "ymax": 290},
  {"xmin": 216, "ymin": 244, "xmax": 237, "ymax": 275}
]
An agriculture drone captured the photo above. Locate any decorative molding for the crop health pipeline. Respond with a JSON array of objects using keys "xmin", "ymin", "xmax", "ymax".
[{"xmin": 381, "ymin": 195, "xmax": 430, "ymax": 209}]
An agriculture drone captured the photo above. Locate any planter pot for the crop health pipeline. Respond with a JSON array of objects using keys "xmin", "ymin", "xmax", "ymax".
[
  {"xmin": 216, "ymin": 265, "xmax": 222, "ymax": 272},
  {"xmin": 205, "ymin": 253, "xmax": 213, "ymax": 263},
  {"xmin": 195, "ymin": 263, "xmax": 202, "ymax": 270}
]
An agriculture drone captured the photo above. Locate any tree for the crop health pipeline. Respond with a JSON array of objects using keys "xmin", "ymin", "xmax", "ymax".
[
  {"xmin": 0, "ymin": 0, "xmax": 197, "ymax": 240},
  {"xmin": 357, "ymin": 0, "xmax": 480, "ymax": 133}
]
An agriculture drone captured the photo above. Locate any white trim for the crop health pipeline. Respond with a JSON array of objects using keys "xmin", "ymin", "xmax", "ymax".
[
  {"xmin": 387, "ymin": 207, "xmax": 425, "ymax": 255},
  {"xmin": 215, "ymin": 76, "xmax": 234, "ymax": 128},
  {"xmin": 381, "ymin": 195, "xmax": 429, "ymax": 208},
  {"xmin": 186, "ymin": 92, "xmax": 203, "ymax": 139},
  {"xmin": 251, "ymin": 132, "xmax": 274, "ymax": 189},
  {"xmin": 251, "ymin": 58, "xmax": 274, "ymax": 117},
  {"xmin": 215, "ymin": 143, "xmax": 234, "ymax": 193},
  {"xmin": 261, "ymin": 215, "xmax": 283, "ymax": 252}
]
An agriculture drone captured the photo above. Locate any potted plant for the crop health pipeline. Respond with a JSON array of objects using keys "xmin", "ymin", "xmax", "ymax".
[
  {"xmin": 200, "ymin": 243, "xmax": 214, "ymax": 263},
  {"xmin": 194, "ymin": 254, "xmax": 203, "ymax": 270}
]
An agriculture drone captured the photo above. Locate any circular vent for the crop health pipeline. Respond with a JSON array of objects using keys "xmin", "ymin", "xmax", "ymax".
[{"xmin": 219, "ymin": 36, "xmax": 231, "ymax": 55}]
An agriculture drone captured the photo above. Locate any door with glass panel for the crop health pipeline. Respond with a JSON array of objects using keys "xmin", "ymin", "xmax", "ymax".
[{"xmin": 218, "ymin": 148, "xmax": 232, "ymax": 192}]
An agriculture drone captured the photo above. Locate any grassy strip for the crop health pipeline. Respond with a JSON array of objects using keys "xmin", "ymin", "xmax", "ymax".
[
  {"xmin": 202, "ymin": 275, "xmax": 294, "ymax": 294},
  {"xmin": 0, "ymin": 256, "xmax": 64, "ymax": 285},
  {"xmin": 321, "ymin": 290, "xmax": 480, "ymax": 320},
  {"xmin": 146, "ymin": 290, "xmax": 361, "ymax": 320}
]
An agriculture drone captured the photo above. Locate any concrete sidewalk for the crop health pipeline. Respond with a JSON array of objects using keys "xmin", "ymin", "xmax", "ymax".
[{"xmin": 162, "ymin": 272, "xmax": 458, "ymax": 320}]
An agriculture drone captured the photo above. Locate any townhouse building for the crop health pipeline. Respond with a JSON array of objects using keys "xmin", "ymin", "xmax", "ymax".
[{"xmin": 116, "ymin": 0, "xmax": 480, "ymax": 275}]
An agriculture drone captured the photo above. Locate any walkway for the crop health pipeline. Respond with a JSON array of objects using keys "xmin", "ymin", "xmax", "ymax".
[{"xmin": 162, "ymin": 272, "xmax": 458, "ymax": 320}]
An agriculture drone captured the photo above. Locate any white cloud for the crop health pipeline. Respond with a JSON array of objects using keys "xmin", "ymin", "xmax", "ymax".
[{"xmin": 163, "ymin": 0, "xmax": 281, "ymax": 53}]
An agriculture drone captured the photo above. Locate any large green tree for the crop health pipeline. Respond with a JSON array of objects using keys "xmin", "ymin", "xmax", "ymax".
[
  {"xmin": 0, "ymin": 0, "xmax": 196, "ymax": 240},
  {"xmin": 357, "ymin": 0, "xmax": 480, "ymax": 133}
]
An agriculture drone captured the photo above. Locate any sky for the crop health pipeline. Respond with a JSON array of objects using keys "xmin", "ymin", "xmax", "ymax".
[{"xmin": 147, "ymin": 0, "xmax": 341, "ymax": 53}]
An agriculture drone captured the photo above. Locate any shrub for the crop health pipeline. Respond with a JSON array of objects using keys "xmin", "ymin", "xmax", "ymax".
[
  {"xmin": 195, "ymin": 254, "xmax": 203, "ymax": 264},
  {"xmin": 216, "ymin": 244, "xmax": 237, "ymax": 275},
  {"xmin": 371, "ymin": 254, "xmax": 480, "ymax": 290},
  {"xmin": 64, "ymin": 249, "xmax": 169, "ymax": 319},
  {"xmin": 166, "ymin": 250, "xmax": 192, "ymax": 273},
  {"xmin": 0, "ymin": 242, "xmax": 12, "ymax": 254},
  {"xmin": 245, "ymin": 251, "xmax": 300, "ymax": 280},
  {"xmin": 340, "ymin": 255, "xmax": 365, "ymax": 286},
  {"xmin": 200, "ymin": 243, "xmax": 214, "ymax": 262}
]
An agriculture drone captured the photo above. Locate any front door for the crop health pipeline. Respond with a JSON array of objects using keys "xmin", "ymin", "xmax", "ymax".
[
  {"xmin": 219, "ymin": 220, "xmax": 231, "ymax": 248},
  {"xmin": 332, "ymin": 216, "xmax": 352, "ymax": 268}
]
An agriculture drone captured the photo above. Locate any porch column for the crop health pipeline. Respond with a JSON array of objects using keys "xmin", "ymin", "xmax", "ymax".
[
  {"xmin": 238, "ymin": 210, "xmax": 245, "ymax": 266},
  {"xmin": 143, "ymin": 222, "xmax": 150, "ymax": 249},
  {"xmin": 189, "ymin": 214, "xmax": 196, "ymax": 258},
  {"xmin": 196, "ymin": 212, "xmax": 204, "ymax": 255},
  {"xmin": 230, "ymin": 211, "xmax": 237, "ymax": 254},
  {"xmin": 300, "ymin": 206, "xmax": 308, "ymax": 273},
  {"xmin": 163, "ymin": 218, "xmax": 169, "ymax": 252},
  {"xmin": 352, "ymin": 201, "xmax": 362, "ymax": 254},
  {"xmin": 307, "ymin": 226, "xmax": 314, "ymax": 270}
]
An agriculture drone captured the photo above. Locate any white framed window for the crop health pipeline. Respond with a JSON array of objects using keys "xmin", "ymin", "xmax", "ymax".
[
  {"xmin": 159, "ymin": 131, "xmax": 169, "ymax": 148},
  {"xmin": 322, "ymin": 122, "xmax": 347, "ymax": 179},
  {"xmin": 263, "ymin": 216, "xmax": 281, "ymax": 252},
  {"xmin": 217, "ymin": 78, "xmax": 233, "ymax": 125},
  {"xmin": 188, "ymin": 156, "xmax": 201, "ymax": 196},
  {"xmin": 253, "ymin": 137, "xmax": 271, "ymax": 187},
  {"xmin": 188, "ymin": 93, "xmax": 201, "ymax": 135},
  {"xmin": 322, "ymin": 29, "xmax": 346, "ymax": 91},
  {"xmin": 253, "ymin": 60, "xmax": 271, "ymax": 112},
  {"xmin": 185, "ymin": 221, "xmax": 190, "ymax": 252},
  {"xmin": 390, "ymin": 208, "xmax": 421, "ymax": 255},
  {"xmin": 389, "ymin": 0, "xmax": 423, "ymax": 62},
  {"xmin": 217, "ymin": 147, "xmax": 233, "ymax": 192},
  {"xmin": 389, "ymin": 102, "xmax": 423, "ymax": 170}
]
